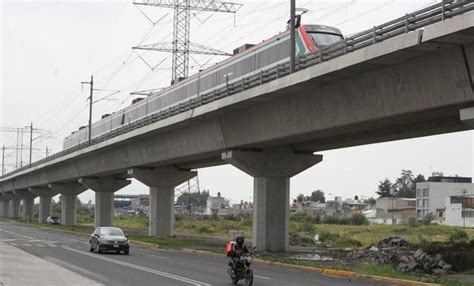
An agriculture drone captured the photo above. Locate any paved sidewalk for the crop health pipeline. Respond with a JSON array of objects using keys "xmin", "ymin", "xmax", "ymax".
[{"xmin": 0, "ymin": 241, "xmax": 102, "ymax": 286}]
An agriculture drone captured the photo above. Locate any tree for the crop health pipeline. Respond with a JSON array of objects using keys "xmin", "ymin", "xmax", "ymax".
[
  {"xmin": 376, "ymin": 178, "xmax": 394, "ymax": 198},
  {"xmin": 310, "ymin": 190, "xmax": 325, "ymax": 203},
  {"xmin": 394, "ymin": 170, "xmax": 415, "ymax": 198},
  {"xmin": 413, "ymin": 174, "xmax": 426, "ymax": 194},
  {"xmin": 297, "ymin": 193, "xmax": 305, "ymax": 203},
  {"xmin": 176, "ymin": 190, "xmax": 209, "ymax": 209},
  {"xmin": 365, "ymin": 197, "xmax": 376, "ymax": 206}
]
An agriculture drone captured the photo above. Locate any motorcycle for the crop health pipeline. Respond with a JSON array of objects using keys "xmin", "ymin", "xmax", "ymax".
[{"xmin": 227, "ymin": 247, "xmax": 255, "ymax": 285}]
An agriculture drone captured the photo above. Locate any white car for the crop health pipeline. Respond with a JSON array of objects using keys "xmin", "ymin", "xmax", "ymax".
[{"xmin": 46, "ymin": 216, "xmax": 60, "ymax": 224}]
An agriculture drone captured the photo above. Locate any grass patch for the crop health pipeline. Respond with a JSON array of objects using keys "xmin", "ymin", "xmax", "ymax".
[
  {"xmin": 356, "ymin": 264, "xmax": 474, "ymax": 286},
  {"xmin": 130, "ymin": 236, "xmax": 203, "ymax": 249}
]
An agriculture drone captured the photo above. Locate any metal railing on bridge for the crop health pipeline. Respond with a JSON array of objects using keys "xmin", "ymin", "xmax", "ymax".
[{"xmin": 2, "ymin": 0, "xmax": 473, "ymax": 178}]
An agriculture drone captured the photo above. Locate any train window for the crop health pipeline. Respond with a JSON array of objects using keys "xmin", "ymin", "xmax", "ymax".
[
  {"xmin": 308, "ymin": 32, "xmax": 343, "ymax": 47},
  {"xmin": 120, "ymin": 113, "xmax": 125, "ymax": 125}
]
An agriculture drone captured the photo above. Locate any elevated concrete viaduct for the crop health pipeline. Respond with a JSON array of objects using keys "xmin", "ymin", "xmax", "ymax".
[{"xmin": 1, "ymin": 11, "xmax": 473, "ymax": 252}]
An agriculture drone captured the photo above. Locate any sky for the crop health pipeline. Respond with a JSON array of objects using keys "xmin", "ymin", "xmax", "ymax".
[{"xmin": 1, "ymin": 0, "xmax": 473, "ymax": 205}]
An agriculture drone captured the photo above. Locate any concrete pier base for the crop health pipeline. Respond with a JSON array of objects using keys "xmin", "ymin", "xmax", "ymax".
[
  {"xmin": 2, "ymin": 192, "xmax": 21, "ymax": 218},
  {"xmin": 62, "ymin": 195, "xmax": 77, "ymax": 226},
  {"xmin": 10, "ymin": 199, "xmax": 20, "ymax": 218},
  {"xmin": 78, "ymin": 177, "xmax": 130, "ymax": 228},
  {"xmin": 94, "ymin": 191, "xmax": 115, "ymax": 227},
  {"xmin": 0, "ymin": 195, "xmax": 9, "ymax": 217},
  {"xmin": 128, "ymin": 167, "xmax": 196, "ymax": 237},
  {"xmin": 38, "ymin": 197, "xmax": 52, "ymax": 223},
  {"xmin": 22, "ymin": 198, "xmax": 34, "ymax": 221},
  {"xmin": 49, "ymin": 183, "xmax": 88, "ymax": 226},
  {"xmin": 223, "ymin": 148, "xmax": 322, "ymax": 252},
  {"xmin": 14, "ymin": 190, "xmax": 37, "ymax": 222},
  {"xmin": 29, "ymin": 187, "xmax": 57, "ymax": 223}
]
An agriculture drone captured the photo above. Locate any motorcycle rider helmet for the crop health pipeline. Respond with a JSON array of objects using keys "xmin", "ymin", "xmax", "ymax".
[{"xmin": 235, "ymin": 235, "xmax": 244, "ymax": 247}]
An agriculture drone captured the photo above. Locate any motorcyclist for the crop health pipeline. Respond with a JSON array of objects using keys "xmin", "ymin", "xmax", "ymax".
[{"xmin": 229, "ymin": 235, "xmax": 249, "ymax": 277}]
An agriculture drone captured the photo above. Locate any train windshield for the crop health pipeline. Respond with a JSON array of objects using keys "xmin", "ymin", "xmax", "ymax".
[{"xmin": 308, "ymin": 32, "xmax": 343, "ymax": 47}]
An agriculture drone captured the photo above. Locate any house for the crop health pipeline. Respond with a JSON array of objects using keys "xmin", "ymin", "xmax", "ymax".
[
  {"xmin": 416, "ymin": 175, "xmax": 472, "ymax": 224},
  {"xmin": 369, "ymin": 197, "xmax": 416, "ymax": 224},
  {"xmin": 204, "ymin": 192, "xmax": 230, "ymax": 215}
]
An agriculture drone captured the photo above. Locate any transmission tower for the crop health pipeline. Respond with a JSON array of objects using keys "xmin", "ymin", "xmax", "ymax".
[
  {"xmin": 132, "ymin": 0, "xmax": 242, "ymax": 84},
  {"xmin": 1, "ymin": 126, "xmax": 48, "ymax": 170},
  {"xmin": 175, "ymin": 176, "xmax": 202, "ymax": 219}
]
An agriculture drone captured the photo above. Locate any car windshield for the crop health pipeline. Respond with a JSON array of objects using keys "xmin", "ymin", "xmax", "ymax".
[
  {"xmin": 308, "ymin": 32, "xmax": 343, "ymax": 47},
  {"xmin": 99, "ymin": 228, "xmax": 124, "ymax": 236}
]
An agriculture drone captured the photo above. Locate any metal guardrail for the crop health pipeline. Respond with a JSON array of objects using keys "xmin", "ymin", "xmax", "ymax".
[{"xmin": 3, "ymin": 0, "xmax": 473, "ymax": 179}]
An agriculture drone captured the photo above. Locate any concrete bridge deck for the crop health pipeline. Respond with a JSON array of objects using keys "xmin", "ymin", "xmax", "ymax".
[{"xmin": 1, "ymin": 6, "xmax": 473, "ymax": 252}]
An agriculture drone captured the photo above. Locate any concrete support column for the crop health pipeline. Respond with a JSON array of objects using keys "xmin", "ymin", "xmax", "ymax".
[
  {"xmin": 3, "ymin": 192, "xmax": 21, "ymax": 218},
  {"xmin": 128, "ymin": 167, "xmax": 196, "ymax": 237},
  {"xmin": 78, "ymin": 177, "xmax": 131, "ymax": 228},
  {"xmin": 222, "ymin": 148, "xmax": 322, "ymax": 252},
  {"xmin": 11, "ymin": 199, "xmax": 21, "ymax": 218},
  {"xmin": 49, "ymin": 183, "xmax": 88, "ymax": 226},
  {"xmin": 14, "ymin": 190, "xmax": 37, "ymax": 221},
  {"xmin": 29, "ymin": 187, "xmax": 57, "ymax": 223},
  {"xmin": 0, "ymin": 195, "xmax": 10, "ymax": 217}
]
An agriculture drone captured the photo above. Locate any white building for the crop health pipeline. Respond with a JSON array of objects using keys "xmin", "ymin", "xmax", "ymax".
[
  {"xmin": 445, "ymin": 195, "xmax": 474, "ymax": 227},
  {"xmin": 416, "ymin": 176, "xmax": 473, "ymax": 224},
  {"xmin": 369, "ymin": 197, "xmax": 416, "ymax": 225},
  {"xmin": 205, "ymin": 192, "xmax": 230, "ymax": 215}
]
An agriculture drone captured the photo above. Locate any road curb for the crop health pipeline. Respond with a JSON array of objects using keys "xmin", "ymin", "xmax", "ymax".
[
  {"xmin": 179, "ymin": 248, "xmax": 440, "ymax": 286},
  {"xmin": 2, "ymin": 219, "xmax": 441, "ymax": 286}
]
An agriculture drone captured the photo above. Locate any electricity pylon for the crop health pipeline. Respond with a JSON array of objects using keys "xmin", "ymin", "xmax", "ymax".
[{"xmin": 133, "ymin": 0, "xmax": 242, "ymax": 84}]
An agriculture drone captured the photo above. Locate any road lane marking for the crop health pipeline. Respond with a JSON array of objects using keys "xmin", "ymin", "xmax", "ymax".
[
  {"xmin": 23, "ymin": 243, "xmax": 32, "ymax": 247},
  {"xmin": 61, "ymin": 246, "xmax": 211, "ymax": 286},
  {"xmin": 149, "ymin": 254, "xmax": 171, "ymax": 260},
  {"xmin": 255, "ymin": 275, "xmax": 271, "ymax": 280},
  {"xmin": 0, "ymin": 227, "xmax": 35, "ymax": 239},
  {"xmin": 133, "ymin": 250, "xmax": 171, "ymax": 260},
  {"xmin": 35, "ymin": 244, "xmax": 45, "ymax": 247}
]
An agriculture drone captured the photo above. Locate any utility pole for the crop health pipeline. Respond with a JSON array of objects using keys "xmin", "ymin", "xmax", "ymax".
[
  {"xmin": 23, "ymin": 122, "xmax": 48, "ymax": 167},
  {"xmin": 82, "ymin": 75, "xmax": 94, "ymax": 145},
  {"xmin": 45, "ymin": 146, "xmax": 49, "ymax": 158},
  {"xmin": 133, "ymin": 0, "xmax": 242, "ymax": 84},
  {"xmin": 1, "ymin": 127, "xmax": 44, "ymax": 170},
  {"xmin": 462, "ymin": 189, "xmax": 467, "ymax": 228},
  {"xmin": 1, "ymin": 145, "xmax": 4, "ymax": 176},
  {"xmin": 29, "ymin": 122, "xmax": 33, "ymax": 167},
  {"xmin": 290, "ymin": 0, "xmax": 296, "ymax": 73}
]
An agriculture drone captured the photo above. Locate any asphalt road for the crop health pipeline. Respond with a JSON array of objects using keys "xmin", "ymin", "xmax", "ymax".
[{"xmin": 0, "ymin": 221, "xmax": 386, "ymax": 286}]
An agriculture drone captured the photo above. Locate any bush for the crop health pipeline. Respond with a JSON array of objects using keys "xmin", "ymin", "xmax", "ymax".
[
  {"xmin": 322, "ymin": 215, "xmax": 339, "ymax": 224},
  {"xmin": 351, "ymin": 214, "xmax": 369, "ymax": 225},
  {"xmin": 314, "ymin": 215, "xmax": 321, "ymax": 224},
  {"xmin": 319, "ymin": 231, "xmax": 340, "ymax": 242},
  {"xmin": 422, "ymin": 213, "xmax": 436, "ymax": 225},
  {"xmin": 318, "ymin": 231, "xmax": 362, "ymax": 248},
  {"xmin": 407, "ymin": 216, "xmax": 417, "ymax": 227},
  {"xmin": 339, "ymin": 216, "xmax": 351, "ymax": 225},
  {"xmin": 197, "ymin": 226, "xmax": 213, "ymax": 233},
  {"xmin": 449, "ymin": 229, "xmax": 469, "ymax": 243},
  {"xmin": 290, "ymin": 212, "xmax": 311, "ymax": 222},
  {"xmin": 296, "ymin": 220, "xmax": 315, "ymax": 234}
]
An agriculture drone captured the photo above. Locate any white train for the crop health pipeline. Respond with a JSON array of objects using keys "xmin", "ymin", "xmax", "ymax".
[{"xmin": 64, "ymin": 23, "xmax": 343, "ymax": 149}]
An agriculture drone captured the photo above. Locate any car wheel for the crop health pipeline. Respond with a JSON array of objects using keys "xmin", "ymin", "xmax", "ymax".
[
  {"xmin": 124, "ymin": 250, "xmax": 129, "ymax": 255},
  {"xmin": 96, "ymin": 243, "xmax": 102, "ymax": 253}
]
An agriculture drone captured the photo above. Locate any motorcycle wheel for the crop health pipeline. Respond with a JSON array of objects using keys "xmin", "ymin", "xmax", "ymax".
[{"xmin": 245, "ymin": 270, "xmax": 253, "ymax": 286}]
